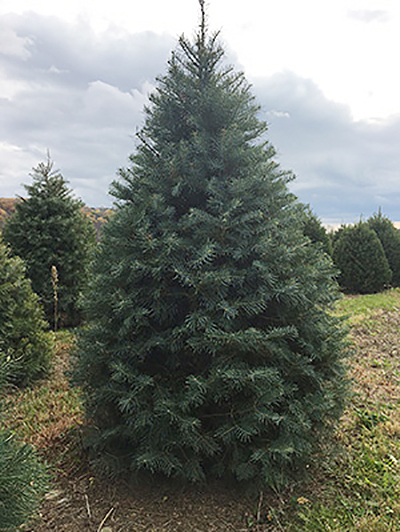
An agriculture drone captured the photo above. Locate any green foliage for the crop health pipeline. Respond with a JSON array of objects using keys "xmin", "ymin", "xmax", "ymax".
[
  {"xmin": 3, "ymin": 156, "xmax": 96, "ymax": 328},
  {"xmin": 0, "ymin": 239, "xmax": 52, "ymax": 386},
  {"xmin": 0, "ymin": 431, "xmax": 48, "ymax": 531},
  {"xmin": 367, "ymin": 210, "xmax": 400, "ymax": 286},
  {"xmin": 302, "ymin": 208, "xmax": 332, "ymax": 255},
  {"xmin": 0, "ymin": 358, "xmax": 48, "ymax": 531},
  {"xmin": 74, "ymin": 21, "xmax": 348, "ymax": 490},
  {"xmin": 332, "ymin": 222, "xmax": 392, "ymax": 294}
]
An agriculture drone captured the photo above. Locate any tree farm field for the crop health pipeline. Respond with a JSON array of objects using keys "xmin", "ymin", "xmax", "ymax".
[{"xmin": 3, "ymin": 289, "xmax": 400, "ymax": 532}]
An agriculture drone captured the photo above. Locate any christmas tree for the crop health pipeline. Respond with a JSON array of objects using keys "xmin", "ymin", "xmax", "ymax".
[
  {"xmin": 368, "ymin": 210, "xmax": 400, "ymax": 287},
  {"xmin": 3, "ymin": 155, "xmax": 95, "ymax": 328},
  {"xmin": 333, "ymin": 222, "xmax": 392, "ymax": 294},
  {"xmin": 75, "ymin": 3, "xmax": 348, "ymax": 489}
]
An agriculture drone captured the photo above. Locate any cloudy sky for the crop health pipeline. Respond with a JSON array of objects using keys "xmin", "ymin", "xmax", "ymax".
[{"xmin": 1, "ymin": 0, "xmax": 399, "ymax": 224}]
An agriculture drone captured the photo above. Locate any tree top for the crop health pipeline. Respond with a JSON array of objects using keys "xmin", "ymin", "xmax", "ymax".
[{"xmin": 199, "ymin": 0, "xmax": 207, "ymax": 47}]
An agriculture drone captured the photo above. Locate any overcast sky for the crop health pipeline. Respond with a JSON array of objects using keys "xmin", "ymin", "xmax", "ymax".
[{"xmin": 1, "ymin": 0, "xmax": 399, "ymax": 224}]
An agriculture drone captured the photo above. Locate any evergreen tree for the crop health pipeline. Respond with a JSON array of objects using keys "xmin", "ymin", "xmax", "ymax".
[
  {"xmin": 302, "ymin": 207, "xmax": 332, "ymax": 255},
  {"xmin": 367, "ymin": 210, "xmax": 400, "ymax": 286},
  {"xmin": 0, "ymin": 239, "xmax": 52, "ymax": 386},
  {"xmin": 74, "ymin": 5, "xmax": 348, "ymax": 490},
  {"xmin": 332, "ymin": 222, "xmax": 392, "ymax": 294},
  {"xmin": 3, "ymin": 156, "xmax": 96, "ymax": 328}
]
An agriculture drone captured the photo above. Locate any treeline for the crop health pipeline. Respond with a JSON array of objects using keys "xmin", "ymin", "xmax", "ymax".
[
  {"xmin": 0, "ymin": 197, "xmax": 17, "ymax": 227},
  {"xmin": 304, "ymin": 209, "xmax": 400, "ymax": 294}
]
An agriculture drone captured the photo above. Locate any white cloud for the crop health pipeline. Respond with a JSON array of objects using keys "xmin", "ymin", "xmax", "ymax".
[
  {"xmin": 0, "ymin": 21, "xmax": 32, "ymax": 59},
  {"xmin": 83, "ymin": 81, "xmax": 147, "ymax": 125},
  {"xmin": 0, "ymin": 141, "xmax": 38, "ymax": 197},
  {"xmin": 266, "ymin": 110, "xmax": 290, "ymax": 119},
  {"xmin": 347, "ymin": 9, "xmax": 389, "ymax": 23},
  {"xmin": 47, "ymin": 65, "xmax": 69, "ymax": 75}
]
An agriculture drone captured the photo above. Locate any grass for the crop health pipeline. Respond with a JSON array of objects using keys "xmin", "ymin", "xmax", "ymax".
[
  {"xmin": 2, "ymin": 330, "xmax": 83, "ymax": 454},
  {"xmin": 274, "ymin": 288, "xmax": 400, "ymax": 531},
  {"xmin": 335, "ymin": 287, "xmax": 400, "ymax": 324},
  {"xmin": 3, "ymin": 289, "xmax": 400, "ymax": 530}
]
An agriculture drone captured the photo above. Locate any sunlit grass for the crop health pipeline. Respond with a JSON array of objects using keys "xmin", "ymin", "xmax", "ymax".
[{"xmin": 335, "ymin": 287, "xmax": 400, "ymax": 324}]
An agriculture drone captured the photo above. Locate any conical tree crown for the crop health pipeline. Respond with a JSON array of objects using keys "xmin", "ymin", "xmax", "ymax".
[
  {"xmin": 3, "ymin": 156, "xmax": 95, "ymax": 328},
  {"xmin": 25, "ymin": 157, "xmax": 72, "ymax": 201},
  {"xmin": 75, "ymin": 20, "xmax": 347, "ymax": 490},
  {"xmin": 333, "ymin": 222, "xmax": 392, "ymax": 294},
  {"xmin": 114, "ymin": 28, "xmax": 279, "ymax": 207},
  {"xmin": 367, "ymin": 210, "xmax": 400, "ymax": 287}
]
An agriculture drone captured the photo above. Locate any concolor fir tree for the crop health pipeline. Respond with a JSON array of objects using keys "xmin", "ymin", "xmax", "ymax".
[{"xmin": 75, "ymin": 3, "xmax": 348, "ymax": 489}]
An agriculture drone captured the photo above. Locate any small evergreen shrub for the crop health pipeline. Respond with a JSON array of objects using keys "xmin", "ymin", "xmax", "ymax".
[
  {"xmin": 0, "ymin": 239, "xmax": 52, "ymax": 386},
  {"xmin": 332, "ymin": 222, "xmax": 392, "ymax": 294},
  {"xmin": 3, "ymin": 156, "xmax": 96, "ymax": 328},
  {"xmin": 74, "ymin": 8, "xmax": 348, "ymax": 491},
  {"xmin": 367, "ymin": 211, "xmax": 400, "ymax": 286}
]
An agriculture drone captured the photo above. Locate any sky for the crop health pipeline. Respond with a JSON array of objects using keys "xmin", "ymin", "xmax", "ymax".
[{"xmin": 1, "ymin": 0, "xmax": 400, "ymax": 224}]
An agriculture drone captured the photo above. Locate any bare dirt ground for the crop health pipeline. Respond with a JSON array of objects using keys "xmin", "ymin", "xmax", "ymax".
[
  {"xmin": 33, "ymin": 466, "xmax": 271, "ymax": 532},
  {"xmin": 28, "ymin": 431, "xmax": 290, "ymax": 532}
]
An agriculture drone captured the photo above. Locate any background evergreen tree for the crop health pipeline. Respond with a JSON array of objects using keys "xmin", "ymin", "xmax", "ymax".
[
  {"xmin": 0, "ymin": 239, "xmax": 52, "ymax": 386},
  {"xmin": 0, "ymin": 357, "xmax": 48, "ymax": 530},
  {"xmin": 332, "ymin": 222, "xmax": 392, "ymax": 294},
  {"xmin": 302, "ymin": 207, "xmax": 332, "ymax": 255},
  {"xmin": 367, "ymin": 210, "xmax": 400, "ymax": 286},
  {"xmin": 74, "ymin": 5, "xmax": 348, "ymax": 490},
  {"xmin": 3, "ymin": 156, "xmax": 96, "ymax": 328}
]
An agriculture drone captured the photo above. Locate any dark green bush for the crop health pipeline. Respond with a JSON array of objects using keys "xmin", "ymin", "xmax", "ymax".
[
  {"xmin": 332, "ymin": 222, "xmax": 392, "ymax": 294},
  {"xmin": 367, "ymin": 211, "xmax": 400, "ymax": 286},
  {"xmin": 74, "ymin": 17, "xmax": 348, "ymax": 491}
]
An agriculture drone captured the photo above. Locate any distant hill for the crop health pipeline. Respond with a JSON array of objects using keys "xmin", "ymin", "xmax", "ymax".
[
  {"xmin": 81, "ymin": 206, "xmax": 114, "ymax": 239},
  {"xmin": 0, "ymin": 198, "xmax": 113, "ymax": 239},
  {"xmin": 0, "ymin": 198, "xmax": 19, "ymax": 228}
]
